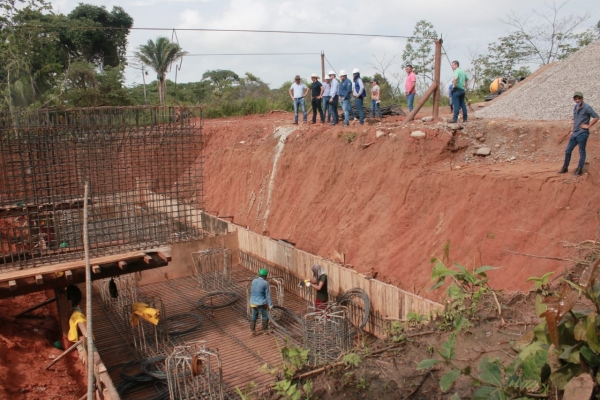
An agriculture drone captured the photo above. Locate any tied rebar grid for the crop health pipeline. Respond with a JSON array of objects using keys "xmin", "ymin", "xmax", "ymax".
[
  {"xmin": 166, "ymin": 341, "xmax": 225, "ymax": 400},
  {"xmin": 302, "ymin": 305, "xmax": 353, "ymax": 367},
  {"xmin": 0, "ymin": 106, "xmax": 204, "ymax": 271},
  {"xmin": 191, "ymin": 248, "xmax": 232, "ymax": 291}
]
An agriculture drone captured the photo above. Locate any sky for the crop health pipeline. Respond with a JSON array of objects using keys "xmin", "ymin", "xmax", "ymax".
[{"xmin": 50, "ymin": 0, "xmax": 598, "ymax": 90}]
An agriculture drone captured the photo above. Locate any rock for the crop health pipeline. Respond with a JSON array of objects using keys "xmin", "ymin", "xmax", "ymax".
[
  {"xmin": 454, "ymin": 166, "xmax": 462, "ymax": 170},
  {"xmin": 494, "ymin": 144, "xmax": 500, "ymax": 148},
  {"xmin": 410, "ymin": 131, "xmax": 426, "ymax": 138},
  {"xmin": 375, "ymin": 130, "xmax": 386, "ymax": 138},
  {"xmin": 563, "ymin": 374, "xmax": 594, "ymax": 400},
  {"xmin": 447, "ymin": 123, "xmax": 462, "ymax": 131},
  {"xmin": 478, "ymin": 137, "xmax": 486, "ymax": 142},
  {"xmin": 421, "ymin": 116, "xmax": 433, "ymax": 122},
  {"xmin": 475, "ymin": 133, "xmax": 484, "ymax": 139},
  {"xmin": 509, "ymin": 156, "xmax": 516, "ymax": 161},
  {"xmin": 475, "ymin": 147, "xmax": 491, "ymax": 156}
]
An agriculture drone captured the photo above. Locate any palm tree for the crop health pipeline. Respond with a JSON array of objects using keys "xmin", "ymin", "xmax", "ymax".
[{"xmin": 134, "ymin": 37, "xmax": 187, "ymax": 105}]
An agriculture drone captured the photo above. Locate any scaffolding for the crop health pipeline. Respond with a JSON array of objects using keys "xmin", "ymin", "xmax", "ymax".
[{"xmin": 0, "ymin": 106, "xmax": 204, "ymax": 271}]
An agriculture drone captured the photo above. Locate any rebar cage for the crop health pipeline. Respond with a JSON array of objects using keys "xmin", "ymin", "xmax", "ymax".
[
  {"xmin": 302, "ymin": 305, "xmax": 353, "ymax": 366},
  {"xmin": 0, "ymin": 106, "xmax": 204, "ymax": 271},
  {"xmin": 166, "ymin": 341, "xmax": 224, "ymax": 400}
]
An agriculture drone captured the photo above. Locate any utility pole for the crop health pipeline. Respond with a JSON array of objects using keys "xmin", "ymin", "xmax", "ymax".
[
  {"xmin": 321, "ymin": 52, "xmax": 325, "ymax": 80},
  {"xmin": 432, "ymin": 39, "xmax": 443, "ymax": 119},
  {"xmin": 141, "ymin": 65, "xmax": 148, "ymax": 105}
]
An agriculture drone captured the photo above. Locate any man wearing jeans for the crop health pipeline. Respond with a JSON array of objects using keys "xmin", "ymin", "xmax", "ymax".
[
  {"xmin": 450, "ymin": 61, "xmax": 469, "ymax": 123},
  {"xmin": 309, "ymin": 74, "xmax": 324, "ymax": 124},
  {"xmin": 352, "ymin": 68, "xmax": 366, "ymax": 125},
  {"xmin": 559, "ymin": 92, "xmax": 599, "ymax": 176},
  {"xmin": 404, "ymin": 64, "xmax": 417, "ymax": 112},
  {"xmin": 289, "ymin": 75, "xmax": 308, "ymax": 124},
  {"xmin": 371, "ymin": 78, "xmax": 382, "ymax": 118},
  {"xmin": 338, "ymin": 70, "xmax": 352, "ymax": 127},
  {"xmin": 328, "ymin": 71, "xmax": 339, "ymax": 126},
  {"xmin": 322, "ymin": 75, "xmax": 331, "ymax": 123}
]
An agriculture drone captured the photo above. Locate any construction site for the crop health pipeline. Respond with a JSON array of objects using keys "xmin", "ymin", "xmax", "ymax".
[{"xmin": 1, "ymin": 26, "xmax": 600, "ymax": 400}]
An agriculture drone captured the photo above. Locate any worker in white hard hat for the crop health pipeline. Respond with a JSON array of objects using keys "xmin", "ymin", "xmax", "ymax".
[
  {"xmin": 309, "ymin": 74, "xmax": 324, "ymax": 124},
  {"xmin": 327, "ymin": 71, "xmax": 339, "ymax": 126},
  {"xmin": 352, "ymin": 68, "xmax": 366, "ymax": 125},
  {"xmin": 338, "ymin": 70, "xmax": 353, "ymax": 127},
  {"xmin": 322, "ymin": 75, "xmax": 332, "ymax": 123}
]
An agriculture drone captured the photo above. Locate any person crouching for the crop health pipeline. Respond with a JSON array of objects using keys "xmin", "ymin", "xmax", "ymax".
[{"xmin": 250, "ymin": 268, "xmax": 273, "ymax": 335}]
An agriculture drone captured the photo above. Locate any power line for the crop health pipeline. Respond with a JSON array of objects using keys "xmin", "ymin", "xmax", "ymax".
[
  {"xmin": 14, "ymin": 24, "xmax": 434, "ymax": 40},
  {"xmin": 125, "ymin": 53, "xmax": 321, "ymax": 57}
]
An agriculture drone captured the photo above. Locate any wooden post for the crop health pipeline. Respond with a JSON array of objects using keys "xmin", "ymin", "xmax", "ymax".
[
  {"xmin": 432, "ymin": 39, "xmax": 443, "ymax": 119},
  {"xmin": 321, "ymin": 52, "xmax": 325, "ymax": 81},
  {"xmin": 54, "ymin": 288, "xmax": 72, "ymax": 350}
]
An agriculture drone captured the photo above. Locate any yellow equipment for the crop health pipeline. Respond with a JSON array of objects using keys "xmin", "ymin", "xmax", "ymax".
[{"xmin": 489, "ymin": 77, "xmax": 508, "ymax": 95}]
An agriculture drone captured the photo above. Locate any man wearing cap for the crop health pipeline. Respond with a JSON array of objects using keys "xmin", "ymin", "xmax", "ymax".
[
  {"xmin": 371, "ymin": 78, "xmax": 382, "ymax": 119},
  {"xmin": 250, "ymin": 268, "xmax": 273, "ymax": 335},
  {"xmin": 328, "ymin": 71, "xmax": 339, "ymax": 126},
  {"xmin": 352, "ymin": 68, "xmax": 366, "ymax": 125},
  {"xmin": 338, "ymin": 70, "xmax": 353, "ymax": 127},
  {"xmin": 404, "ymin": 64, "xmax": 417, "ymax": 112},
  {"xmin": 559, "ymin": 92, "xmax": 599, "ymax": 176},
  {"xmin": 322, "ymin": 76, "xmax": 332, "ymax": 123},
  {"xmin": 289, "ymin": 75, "xmax": 308, "ymax": 124},
  {"xmin": 310, "ymin": 74, "xmax": 324, "ymax": 124}
]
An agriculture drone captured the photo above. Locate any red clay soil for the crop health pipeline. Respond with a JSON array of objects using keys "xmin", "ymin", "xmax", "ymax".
[
  {"xmin": 0, "ymin": 292, "xmax": 86, "ymax": 399},
  {"xmin": 201, "ymin": 108, "xmax": 600, "ymax": 300}
]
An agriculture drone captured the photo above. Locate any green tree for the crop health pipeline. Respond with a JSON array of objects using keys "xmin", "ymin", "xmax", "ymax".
[
  {"xmin": 134, "ymin": 37, "xmax": 187, "ymax": 105},
  {"xmin": 65, "ymin": 4, "xmax": 133, "ymax": 68},
  {"xmin": 202, "ymin": 69, "xmax": 240, "ymax": 90},
  {"xmin": 401, "ymin": 20, "xmax": 438, "ymax": 90},
  {"xmin": 503, "ymin": 1, "xmax": 593, "ymax": 65}
]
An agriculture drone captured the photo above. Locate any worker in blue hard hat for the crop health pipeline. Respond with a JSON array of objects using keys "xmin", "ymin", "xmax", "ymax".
[{"xmin": 249, "ymin": 268, "xmax": 273, "ymax": 335}]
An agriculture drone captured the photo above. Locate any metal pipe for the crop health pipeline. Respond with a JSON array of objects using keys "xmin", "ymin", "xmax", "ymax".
[
  {"xmin": 83, "ymin": 180, "xmax": 94, "ymax": 400},
  {"xmin": 432, "ymin": 39, "xmax": 443, "ymax": 119},
  {"xmin": 45, "ymin": 338, "xmax": 83, "ymax": 370},
  {"xmin": 403, "ymin": 81, "xmax": 438, "ymax": 124},
  {"xmin": 321, "ymin": 52, "xmax": 325, "ymax": 80},
  {"xmin": 15, "ymin": 297, "xmax": 56, "ymax": 318}
]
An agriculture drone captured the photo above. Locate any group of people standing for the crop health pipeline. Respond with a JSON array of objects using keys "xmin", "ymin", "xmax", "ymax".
[{"xmin": 288, "ymin": 64, "xmax": 421, "ymax": 126}]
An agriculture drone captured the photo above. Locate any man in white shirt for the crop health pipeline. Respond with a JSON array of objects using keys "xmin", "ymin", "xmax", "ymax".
[
  {"xmin": 327, "ymin": 71, "xmax": 339, "ymax": 126},
  {"xmin": 322, "ymin": 76, "xmax": 332, "ymax": 123},
  {"xmin": 289, "ymin": 75, "xmax": 308, "ymax": 124}
]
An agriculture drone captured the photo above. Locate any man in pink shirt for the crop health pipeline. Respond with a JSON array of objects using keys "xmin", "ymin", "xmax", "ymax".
[{"xmin": 404, "ymin": 64, "xmax": 417, "ymax": 112}]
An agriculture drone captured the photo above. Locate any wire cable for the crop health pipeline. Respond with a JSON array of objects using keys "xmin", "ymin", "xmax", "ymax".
[{"xmin": 11, "ymin": 24, "xmax": 433, "ymax": 40}]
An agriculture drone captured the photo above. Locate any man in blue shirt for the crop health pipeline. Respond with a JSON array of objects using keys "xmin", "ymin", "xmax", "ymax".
[
  {"xmin": 249, "ymin": 268, "xmax": 273, "ymax": 335},
  {"xmin": 338, "ymin": 70, "xmax": 353, "ymax": 127},
  {"xmin": 559, "ymin": 92, "xmax": 599, "ymax": 176}
]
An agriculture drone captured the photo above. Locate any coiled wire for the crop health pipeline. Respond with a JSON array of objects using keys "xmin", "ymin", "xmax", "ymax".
[{"xmin": 337, "ymin": 288, "xmax": 371, "ymax": 329}]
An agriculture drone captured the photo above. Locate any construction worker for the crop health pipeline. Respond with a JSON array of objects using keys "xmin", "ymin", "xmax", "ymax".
[
  {"xmin": 371, "ymin": 78, "xmax": 382, "ymax": 119},
  {"xmin": 338, "ymin": 70, "xmax": 353, "ymax": 127},
  {"xmin": 289, "ymin": 75, "xmax": 308, "ymax": 124},
  {"xmin": 249, "ymin": 268, "xmax": 273, "ymax": 335},
  {"xmin": 352, "ymin": 68, "xmax": 366, "ymax": 125},
  {"xmin": 322, "ymin": 76, "xmax": 332, "ymax": 123},
  {"xmin": 328, "ymin": 71, "xmax": 339, "ymax": 126},
  {"xmin": 309, "ymin": 264, "xmax": 328, "ymax": 311},
  {"xmin": 309, "ymin": 73, "xmax": 324, "ymax": 124},
  {"xmin": 559, "ymin": 91, "xmax": 599, "ymax": 176},
  {"xmin": 404, "ymin": 64, "xmax": 417, "ymax": 112},
  {"xmin": 450, "ymin": 60, "xmax": 469, "ymax": 123}
]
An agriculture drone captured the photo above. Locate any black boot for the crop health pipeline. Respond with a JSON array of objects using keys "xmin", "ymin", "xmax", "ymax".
[
  {"xmin": 574, "ymin": 168, "xmax": 583, "ymax": 176},
  {"xmin": 250, "ymin": 320, "xmax": 257, "ymax": 335},
  {"xmin": 558, "ymin": 166, "xmax": 568, "ymax": 174},
  {"xmin": 262, "ymin": 319, "xmax": 272, "ymax": 333}
]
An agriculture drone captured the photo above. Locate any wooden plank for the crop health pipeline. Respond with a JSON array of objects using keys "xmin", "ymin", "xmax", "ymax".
[
  {"xmin": 35, "ymin": 275, "xmax": 43, "ymax": 285},
  {"xmin": 117, "ymin": 261, "xmax": 127, "ymax": 270},
  {"xmin": 92, "ymin": 265, "xmax": 101, "ymax": 274},
  {"xmin": 0, "ymin": 246, "xmax": 171, "ymax": 283},
  {"xmin": 157, "ymin": 250, "xmax": 172, "ymax": 262},
  {"xmin": 143, "ymin": 255, "xmax": 153, "ymax": 264},
  {"xmin": 64, "ymin": 270, "xmax": 73, "ymax": 282},
  {"xmin": 9, "ymin": 280, "xmax": 17, "ymax": 291}
]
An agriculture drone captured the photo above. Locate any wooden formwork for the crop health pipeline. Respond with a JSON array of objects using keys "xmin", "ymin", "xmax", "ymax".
[{"xmin": 202, "ymin": 214, "xmax": 443, "ymax": 337}]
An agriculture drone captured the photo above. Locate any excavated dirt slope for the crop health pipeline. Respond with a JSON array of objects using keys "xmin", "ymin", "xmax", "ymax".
[{"xmin": 201, "ymin": 110, "xmax": 600, "ymax": 299}]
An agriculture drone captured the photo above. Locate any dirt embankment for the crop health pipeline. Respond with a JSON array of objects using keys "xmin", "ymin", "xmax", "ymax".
[
  {"xmin": 0, "ymin": 292, "xmax": 86, "ymax": 399},
  {"xmin": 201, "ymin": 111, "xmax": 600, "ymax": 299}
]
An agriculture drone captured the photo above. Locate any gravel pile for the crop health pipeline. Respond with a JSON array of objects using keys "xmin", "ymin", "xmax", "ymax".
[{"xmin": 476, "ymin": 39, "xmax": 600, "ymax": 121}]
